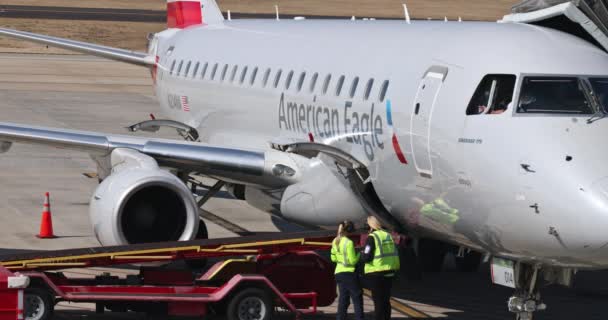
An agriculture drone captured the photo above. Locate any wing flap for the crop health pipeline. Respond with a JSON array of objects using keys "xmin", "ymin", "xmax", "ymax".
[{"xmin": 0, "ymin": 28, "xmax": 155, "ymax": 66}]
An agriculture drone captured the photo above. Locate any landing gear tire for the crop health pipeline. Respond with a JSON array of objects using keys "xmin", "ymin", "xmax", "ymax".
[
  {"xmin": 186, "ymin": 219, "xmax": 209, "ymax": 269},
  {"xmin": 227, "ymin": 288, "xmax": 273, "ymax": 320},
  {"xmin": 417, "ymin": 239, "xmax": 446, "ymax": 272},
  {"xmin": 24, "ymin": 288, "xmax": 54, "ymax": 320},
  {"xmin": 508, "ymin": 264, "xmax": 546, "ymax": 320},
  {"xmin": 455, "ymin": 250, "xmax": 482, "ymax": 272},
  {"xmin": 196, "ymin": 218, "xmax": 209, "ymax": 239}
]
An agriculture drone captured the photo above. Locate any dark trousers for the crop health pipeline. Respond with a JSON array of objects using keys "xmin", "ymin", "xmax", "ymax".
[
  {"xmin": 336, "ymin": 272, "xmax": 364, "ymax": 320},
  {"xmin": 367, "ymin": 274, "xmax": 393, "ymax": 320}
]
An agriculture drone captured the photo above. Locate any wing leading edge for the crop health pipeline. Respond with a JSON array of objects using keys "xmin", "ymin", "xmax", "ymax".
[
  {"xmin": 0, "ymin": 28, "xmax": 155, "ymax": 66},
  {"xmin": 0, "ymin": 122, "xmax": 267, "ymax": 178}
]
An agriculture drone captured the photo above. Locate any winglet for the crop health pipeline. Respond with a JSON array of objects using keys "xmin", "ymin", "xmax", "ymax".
[{"xmin": 167, "ymin": 0, "xmax": 224, "ymax": 29}]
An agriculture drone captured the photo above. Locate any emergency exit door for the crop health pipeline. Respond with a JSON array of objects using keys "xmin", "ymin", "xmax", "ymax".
[{"xmin": 410, "ymin": 66, "xmax": 448, "ymax": 178}]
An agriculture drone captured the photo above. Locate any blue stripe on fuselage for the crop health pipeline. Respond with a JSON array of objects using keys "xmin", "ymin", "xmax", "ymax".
[{"xmin": 386, "ymin": 100, "xmax": 393, "ymax": 126}]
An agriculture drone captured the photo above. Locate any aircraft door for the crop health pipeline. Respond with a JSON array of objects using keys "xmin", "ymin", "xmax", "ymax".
[{"xmin": 410, "ymin": 66, "xmax": 448, "ymax": 178}]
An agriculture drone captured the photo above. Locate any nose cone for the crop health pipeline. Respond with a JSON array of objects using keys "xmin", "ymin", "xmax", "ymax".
[
  {"xmin": 584, "ymin": 177, "xmax": 608, "ymax": 265},
  {"xmin": 591, "ymin": 177, "xmax": 608, "ymax": 212}
]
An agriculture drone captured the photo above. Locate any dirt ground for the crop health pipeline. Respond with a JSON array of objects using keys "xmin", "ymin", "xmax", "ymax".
[
  {"xmin": 0, "ymin": 0, "xmax": 520, "ymax": 52},
  {"xmin": 0, "ymin": 19, "xmax": 165, "ymax": 53},
  {"xmin": 219, "ymin": 0, "xmax": 519, "ymax": 20}
]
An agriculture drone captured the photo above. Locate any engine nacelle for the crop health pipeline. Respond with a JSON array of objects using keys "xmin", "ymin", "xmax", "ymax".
[{"xmin": 89, "ymin": 149, "xmax": 199, "ymax": 246}]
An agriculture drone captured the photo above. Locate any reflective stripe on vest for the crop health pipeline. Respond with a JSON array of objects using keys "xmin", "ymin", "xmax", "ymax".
[
  {"xmin": 371, "ymin": 232, "xmax": 399, "ymax": 259},
  {"xmin": 333, "ymin": 237, "xmax": 357, "ymax": 274},
  {"xmin": 341, "ymin": 239, "xmax": 354, "ymax": 267},
  {"xmin": 365, "ymin": 230, "xmax": 400, "ymax": 274}
]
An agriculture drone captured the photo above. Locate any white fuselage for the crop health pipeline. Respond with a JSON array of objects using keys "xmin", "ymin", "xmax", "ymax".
[{"xmin": 152, "ymin": 19, "xmax": 608, "ymax": 268}]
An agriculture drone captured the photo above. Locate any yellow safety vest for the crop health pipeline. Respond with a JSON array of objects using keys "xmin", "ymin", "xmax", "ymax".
[
  {"xmin": 331, "ymin": 236, "xmax": 359, "ymax": 274},
  {"xmin": 364, "ymin": 230, "xmax": 400, "ymax": 274}
]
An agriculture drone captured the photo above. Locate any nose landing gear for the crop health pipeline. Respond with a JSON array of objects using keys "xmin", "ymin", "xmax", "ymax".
[{"xmin": 507, "ymin": 265, "xmax": 546, "ymax": 320}]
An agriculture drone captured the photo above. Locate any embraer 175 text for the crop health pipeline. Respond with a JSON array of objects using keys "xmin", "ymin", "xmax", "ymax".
[{"xmin": 2, "ymin": 0, "xmax": 608, "ymax": 318}]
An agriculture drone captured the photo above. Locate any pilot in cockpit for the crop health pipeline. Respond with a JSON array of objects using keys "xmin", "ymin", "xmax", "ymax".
[{"xmin": 517, "ymin": 94, "xmax": 536, "ymax": 112}]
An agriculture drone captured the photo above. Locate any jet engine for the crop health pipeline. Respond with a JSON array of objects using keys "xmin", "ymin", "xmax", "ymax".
[{"xmin": 89, "ymin": 149, "xmax": 199, "ymax": 246}]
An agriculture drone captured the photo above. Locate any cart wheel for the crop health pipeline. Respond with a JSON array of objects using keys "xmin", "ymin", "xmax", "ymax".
[
  {"xmin": 227, "ymin": 288, "xmax": 273, "ymax": 320},
  {"xmin": 24, "ymin": 288, "xmax": 54, "ymax": 320}
]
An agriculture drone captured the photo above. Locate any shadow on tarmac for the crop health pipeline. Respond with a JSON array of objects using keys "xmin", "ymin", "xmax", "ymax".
[{"xmin": 386, "ymin": 263, "xmax": 608, "ymax": 320}]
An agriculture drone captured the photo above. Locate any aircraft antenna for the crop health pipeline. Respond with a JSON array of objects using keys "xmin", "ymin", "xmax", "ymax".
[
  {"xmin": 275, "ymin": 5, "xmax": 280, "ymax": 21},
  {"xmin": 402, "ymin": 3, "xmax": 411, "ymax": 24},
  {"xmin": 227, "ymin": 10, "xmax": 232, "ymax": 21}
]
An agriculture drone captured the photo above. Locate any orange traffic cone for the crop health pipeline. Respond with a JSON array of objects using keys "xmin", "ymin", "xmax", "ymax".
[{"xmin": 37, "ymin": 192, "xmax": 55, "ymax": 239}]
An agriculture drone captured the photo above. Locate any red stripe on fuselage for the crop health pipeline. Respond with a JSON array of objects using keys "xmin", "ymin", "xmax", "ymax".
[
  {"xmin": 392, "ymin": 134, "xmax": 408, "ymax": 165},
  {"xmin": 167, "ymin": 1, "xmax": 202, "ymax": 29},
  {"xmin": 152, "ymin": 56, "xmax": 159, "ymax": 85}
]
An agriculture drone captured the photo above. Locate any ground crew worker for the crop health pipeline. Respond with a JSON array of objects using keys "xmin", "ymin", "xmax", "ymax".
[
  {"xmin": 361, "ymin": 216, "xmax": 400, "ymax": 320},
  {"xmin": 330, "ymin": 220, "xmax": 364, "ymax": 320}
]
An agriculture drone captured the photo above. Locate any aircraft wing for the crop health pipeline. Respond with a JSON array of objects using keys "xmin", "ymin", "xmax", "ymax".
[
  {"xmin": 0, "ymin": 122, "xmax": 280, "ymax": 185},
  {"xmin": 0, "ymin": 28, "xmax": 154, "ymax": 66}
]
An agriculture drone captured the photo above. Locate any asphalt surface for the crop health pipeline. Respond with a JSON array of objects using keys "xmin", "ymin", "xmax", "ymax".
[{"xmin": 0, "ymin": 5, "xmax": 165, "ymax": 22}]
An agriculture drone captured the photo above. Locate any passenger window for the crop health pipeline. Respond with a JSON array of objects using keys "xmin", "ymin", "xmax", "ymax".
[
  {"xmin": 192, "ymin": 62, "xmax": 200, "ymax": 78},
  {"xmin": 323, "ymin": 74, "xmax": 332, "ymax": 94},
  {"xmin": 466, "ymin": 75, "xmax": 516, "ymax": 115},
  {"xmin": 263, "ymin": 68, "xmax": 271, "ymax": 87},
  {"xmin": 230, "ymin": 65, "xmax": 238, "ymax": 82},
  {"xmin": 297, "ymin": 72, "xmax": 306, "ymax": 92},
  {"xmin": 336, "ymin": 75, "xmax": 345, "ymax": 96},
  {"xmin": 210, "ymin": 63, "xmax": 218, "ymax": 80},
  {"xmin": 170, "ymin": 60, "xmax": 176, "ymax": 75},
  {"xmin": 274, "ymin": 70, "xmax": 283, "ymax": 88},
  {"xmin": 185, "ymin": 61, "xmax": 192, "ymax": 77},
  {"xmin": 240, "ymin": 66, "xmax": 248, "ymax": 84},
  {"xmin": 364, "ymin": 78, "xmax": 374, "ymax": 100},
  {"xmin": 310, "ymin": 73, "xmax": 319, "ymax": 93},
  {"xmin": 177, "ymin": 60, "xmax": 184, "ymax": 77},
  {"xmin": 220, "ymin": 64, "xmax": 228, "ymax": 81},
  {"xmin": 285, "ymin": 71, "xmax": 294, "ymax": 90},
  {"xmin": 250, "ymin": 67, "xmax": 258, "ymax": 86},
  {"xmin": 379, "ymin": 80, "xmax": 389, "ymax": 102},
  {"xmin": 517, "ymin": 76, "xmax": 591, "ymax": 114},
  {"xmin": 349, "ymin": 77, "xmax": 359, "ymax": 98},
  {"xmin": 201, "ymin": 62, "xmax": 209, "ymax": 79}
]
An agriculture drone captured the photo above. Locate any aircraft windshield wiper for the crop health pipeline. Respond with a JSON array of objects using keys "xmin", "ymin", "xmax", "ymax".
[{"xmin": 587, "ymin": 112, "xmax": 607, "ymax": 124}]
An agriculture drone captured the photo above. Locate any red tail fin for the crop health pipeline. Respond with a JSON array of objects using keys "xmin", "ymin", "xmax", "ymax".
[
  {"xmin": 167, "ymin": 0, "xmax": 224, "ymax": 28},
  {"xmin": 167, "ymin": 0, "xmax": 202, "ymax": 29}
]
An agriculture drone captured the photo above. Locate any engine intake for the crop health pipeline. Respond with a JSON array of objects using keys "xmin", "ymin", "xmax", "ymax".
[{"xmin": 90, "ymin": 149, "xmax": 199, "ymax": 246}]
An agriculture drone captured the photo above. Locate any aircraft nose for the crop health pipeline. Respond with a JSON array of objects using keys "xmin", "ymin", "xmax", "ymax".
[
  {"xmin": 588, "ymin": 177, "xmax": 608, "ymax": 252},
  {"xmin": 592, "ymin": 177, "xmax": 608, "ymax": 210}
]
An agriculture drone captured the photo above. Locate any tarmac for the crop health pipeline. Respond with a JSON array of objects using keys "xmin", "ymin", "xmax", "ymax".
[{"xmin": 0, "ymin": 53, "xmax": 608, "ymax": 319}]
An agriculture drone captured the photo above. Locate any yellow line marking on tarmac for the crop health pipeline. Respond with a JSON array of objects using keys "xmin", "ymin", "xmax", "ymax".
[{"xmin": 363, "ymin": 289, "xmax": 430, "ymax": 319}]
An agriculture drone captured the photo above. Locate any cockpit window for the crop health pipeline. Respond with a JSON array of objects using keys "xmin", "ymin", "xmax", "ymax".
[
  {"xmin": 588, "ymin": 78, "xmax": 608, "ymax": 113},
  {"xmin": 517, "ymin": 77, "xmax": 593, "ymax": 114},
  {"xmin": 466, "ymin": 74, "xmax": 516, "ymax": 115}
]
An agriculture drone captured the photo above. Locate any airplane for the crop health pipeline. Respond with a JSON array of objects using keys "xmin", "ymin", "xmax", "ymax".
[{"xmin": 2, "ymin": 0, "xmax": 608, "ymax": 317}]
